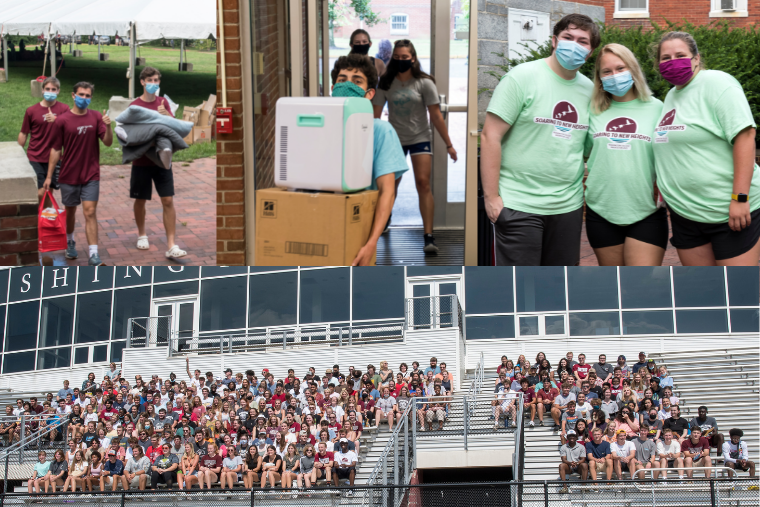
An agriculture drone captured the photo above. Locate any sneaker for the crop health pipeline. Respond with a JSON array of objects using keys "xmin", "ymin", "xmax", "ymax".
[
  {"xmin": 559, "ymin": 486, "xmax": 569, "ymax": 494},
  {"xmin": 493, "ymin": 423, "xmax": 499, "ymax": 430},
  {"xmin": 529, "ymin": 421, "xmax": 535, "ymax": 427},
  {"xmin": 88, "ymin": 252, "xmax": 102, "ymax": 266},
  {"xmin": 538, "ymin": 421, "xmax": 544, "ymax": 426},
  {"xmin": 346, "ymin": 491, "xmax": 353, "ymax": 497},
  {"xmin": 65, "ymin": 240, "xmax": 78, "ymax": 259},
  {"xmin": 383, "ymin": 214, "xmax": 392, "ymax": 234},
  {"xmin": 511, "ymin": 420, "xmax": 518, "ymax": 428},
  {"xmin": 423, "ymin": 234, "xmax": 439, "ymax": 253}
]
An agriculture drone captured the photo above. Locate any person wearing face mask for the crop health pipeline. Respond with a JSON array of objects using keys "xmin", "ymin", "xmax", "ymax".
[
  {"xmin": 651, "ymin": 31, "xmax": 760, "ymax": 266},
  {"xmin": 481, "ymin": 14, "xmax": 600, "ymax": 266},
  {"xmin": 585, "ymin": 44, "xmax": 667, "ymax": 267},
  {"xmin": 348, "ymin": 29, "xmax": 385, "ymax": 85},
  {"xmin": 19, "ymin": 76, "xmax": 70, "ymax": 202},
  {"xmin": 373, "ymin": 40, "xmax": 457, "ymax": 255},
  {"xmin": 330, "ymin": 54, "xmax": 408, "ymax": 266},
  {"xmin": 44, "ymin": 81, "xmax": 113, "ymax": 266}
]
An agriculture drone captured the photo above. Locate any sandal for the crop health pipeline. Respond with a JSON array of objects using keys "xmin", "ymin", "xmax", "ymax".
[
  {"xmin": 165, "ymin": 245, "xmax": 187, "ymax": 259},
  {"xmin": 136, "ymin": 236, "xmax": 150, "ymax": 250}
]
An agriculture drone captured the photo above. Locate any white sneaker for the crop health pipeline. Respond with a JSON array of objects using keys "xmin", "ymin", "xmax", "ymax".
[{"xmin": 529, "ymin": 421, "xmax": 535, "ymax": 427}]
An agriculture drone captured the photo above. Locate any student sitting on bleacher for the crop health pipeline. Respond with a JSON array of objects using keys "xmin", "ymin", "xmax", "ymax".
[
  {"xmin": 585, "ymin": 427, "xmax": 613, "ymax": 481},
  {"xmin": 722, "ymin": 428, "xmax": 756, "ymax": 478},
  {"xmin": 610, "ymin": 429, "xmax": 636, "ymax": 480},
  {"xmin": 558, "ymin": 430, "xmax": 588, "ymax": 493},
  {"xmin": 663, "ymin": 405, "xmax": 689, "ymax": 444},
  {"xmin": 681, "ymin": 426, "xmax": 713, "ymax": 479},
  {"xmin": 631, "ymin": 425, "xmax": 657, "ymax": 479},
  {"xmin": 518, "ymin": 378, "xmax": 537, "ymax": 427},
  {"xmin": 689, "ymin": 406, "xmax": 723, "ymax": 457},
  {"xmin": 656, "ymin": 429, "xmax": 684, "ymax": 480}
]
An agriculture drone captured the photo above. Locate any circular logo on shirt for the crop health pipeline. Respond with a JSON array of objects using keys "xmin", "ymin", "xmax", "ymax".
[
  {"xmin": 654, "ymin": 108, "xmax": 686, "ymax": 143},
  {"xmin": 605, "ymin": 117, "xmax": 637, "ymax": 144},
  {"xmin": 658, "ymin": 109, "xmax": 676, "ymax": 127},
  {"xmin": 553, "ymin": 101, "xmax": 579, "ymax": 125}
]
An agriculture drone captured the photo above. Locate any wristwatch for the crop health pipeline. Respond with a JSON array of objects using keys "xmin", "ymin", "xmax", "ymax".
[{"xmin": 731, "ymin": 193, "xmax": 748, "ymax": 203}]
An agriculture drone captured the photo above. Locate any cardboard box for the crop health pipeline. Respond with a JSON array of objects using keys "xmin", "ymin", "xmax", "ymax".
[
  {"xmin": 193, "ymin": 126, "xmax": 212, "ymax": 143},
  {"xmin": 203, "ymin": 94, "xmax": 217, "ymax": 115},
  {"xmin": 255, "ymin": 187, "xmax": 378, "ymax": 266},
  {"xmin": 182, "ymin": 106, "xmax": 200, "ymax": 126},
  {"xmin": 198, "ymin": 109, "xmax": 210, "ymax": 128}
]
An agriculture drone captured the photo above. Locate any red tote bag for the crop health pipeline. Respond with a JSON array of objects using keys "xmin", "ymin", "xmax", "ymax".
[{"xmin": 38, "ymin": 191, "xmax": 67, "ymax": 252}]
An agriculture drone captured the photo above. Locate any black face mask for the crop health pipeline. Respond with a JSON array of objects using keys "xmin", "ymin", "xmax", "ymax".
[
  {"xmin": 395, "ymin": 59, "xmax": 413, "ymax": 73},
  {"xmin": 352, "ymin": 44, "xmax": 370, "ymax": 55}
]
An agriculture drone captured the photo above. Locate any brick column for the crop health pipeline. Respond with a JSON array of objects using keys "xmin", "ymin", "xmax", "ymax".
[
  {"xmin": 216, "ymin": 0, "xmax": 247, "ymax": 265},
  {"xmin": 0, "ymin": 204, "xmax": 39, "ymax": 266}
]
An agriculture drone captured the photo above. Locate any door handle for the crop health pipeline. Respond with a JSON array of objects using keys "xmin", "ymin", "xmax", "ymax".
[{"xmin": 439, "ymin": 94, "xmax": 448, "ymax": 120}]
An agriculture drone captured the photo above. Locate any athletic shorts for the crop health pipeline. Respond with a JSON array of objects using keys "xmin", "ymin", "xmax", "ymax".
[
  {"xmin": 130, "ymin": 165, "xmax": 175, "ymax": 200},
  {"xmin": 59, "ymin": 180, "xmax": 99, "ymax": 206},
  {"xmin": 668, "ymin": 206, "xmax": 760, "ymax": 261},
  {"xmin": 493, "ymin": 206, "xmax": 583, "ymax": 266},
  {"xmin": 401, "ymin": 141, "xmax": 432, "ymax": 157},
  {"xmin": 585, "ymin": 206, "xmax": 669, "ymax": 250},
  {"xmin": 666, "ymin": 459, "xmax": 676, "ymax": 468},
  {"xmin": 335, "ymin": 467, "xmax": 355, "ymax": 479},
  {"xmin": 30, "ymin": 161, "xmax": 60, "ymax": 190}
]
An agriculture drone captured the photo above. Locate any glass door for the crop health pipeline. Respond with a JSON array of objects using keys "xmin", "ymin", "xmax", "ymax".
[
  {"xmin": 151, "ymin": 298, "xmax": 199, "ymax": 347},
  {"xmin": 516, "ymin": 314, "xmax": 567, "ymax": 337},
  {"xmin": 407, "ymin": 278, "xmax": 462, "ymax": 329}
]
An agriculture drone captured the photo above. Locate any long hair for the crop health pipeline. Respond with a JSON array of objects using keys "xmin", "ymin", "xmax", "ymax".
[
  {"xmin": 349, "ymin": 29, "xmax": 371, "ymax": 47},
  {"xmin": 378, "ymin": 40, "xmax": 435, "ymax": 91},
  {"xmin": 591, "ymin": 43, "xmax": 652, "ymax": 115}
]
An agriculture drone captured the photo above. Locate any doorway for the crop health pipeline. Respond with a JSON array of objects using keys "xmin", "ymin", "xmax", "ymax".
[
  {"xmin": 151, "ymin": 297, "xmax": 199, "ymax": 347},
  {"xmin": 406, "ymin": 276, "xmax": 462, "ymax": 329}
]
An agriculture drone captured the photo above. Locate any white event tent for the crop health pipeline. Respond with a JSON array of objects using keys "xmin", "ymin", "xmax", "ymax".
[{"xmin": 0, "ymin": 0, "xmax": 215, "ymax": 98}]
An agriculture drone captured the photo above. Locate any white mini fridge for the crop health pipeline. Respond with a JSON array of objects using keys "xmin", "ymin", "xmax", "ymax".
[{"xmin": 275, "ymin": 97, "xmax": 374, "ymax": 193}]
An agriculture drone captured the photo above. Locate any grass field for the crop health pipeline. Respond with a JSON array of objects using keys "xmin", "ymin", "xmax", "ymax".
[
  {"xmin": 0, "ymin": 43, "xmax": 216, "ymax": 163},
  {"xmin": 331, "ymin": 38, "xmax": 469, "ymax": 58}
]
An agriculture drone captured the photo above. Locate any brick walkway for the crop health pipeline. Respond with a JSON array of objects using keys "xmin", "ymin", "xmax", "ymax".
[
  {"xmin": 579, "ymin": 219, "xmax": 682, "ymax": 266},
  {"xmin": 40, "ymin": 158, "xmax": 216, "ymax": 266}
]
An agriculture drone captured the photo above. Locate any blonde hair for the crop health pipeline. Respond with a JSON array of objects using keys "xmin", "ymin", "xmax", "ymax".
[
  {"xmin": 591, "ymin": 43, "xmax": 652, "ymax": 115},
  {"xmin": 182, "ymin": 444, "xmax": 197, "ymax": 461}
]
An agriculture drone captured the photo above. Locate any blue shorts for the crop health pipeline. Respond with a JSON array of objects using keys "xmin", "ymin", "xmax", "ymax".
[{"xmin": 401, "ymin": 141, "xmax": 432, "ymax": 156}]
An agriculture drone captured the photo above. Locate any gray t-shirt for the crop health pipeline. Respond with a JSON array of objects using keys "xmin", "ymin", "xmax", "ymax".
[
  {"xmin": 373, "ymin": 77, "xmax": 440, "ymax": 145},
  {"xmin": 593, "ymin": 363, "xmax": 614, "ymax": 380},
  {"xmin": 555, "ymin": 392, "xmax": 576, "ymax": 410},
  {"xmin": 559, "ymin": 443, "xmax": 586, "ymax": 463},
  {"xmin": 633, "ymin": 437, "xmax": 657, "ymax": 463},
  {"xmin": 690, "ymin": 416, "xmax": 718, "ymax": 434},
  {"xmin": 125, "ymin": 455, "xmax": 151, "ymax": 475}
]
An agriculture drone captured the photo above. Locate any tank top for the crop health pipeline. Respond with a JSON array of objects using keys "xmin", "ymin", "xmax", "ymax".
[
  {"xmin": 283, "ymin": 455, "xmax": 298, "ymax": 471},
  {"xmin": 90, "ymin": 462, "xmax": 102, "ymax": 477}
]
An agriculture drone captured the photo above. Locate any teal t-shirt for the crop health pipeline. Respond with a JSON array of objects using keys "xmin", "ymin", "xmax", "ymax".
[
  {"xmin": 486, "ymin": 59, "xmax": 594, "ymax": 215},
  {"xmin": 584, "ymin": 97, "xmax": 664, "ymax": 225},
  {"xmin": 651, "ymin": 70, "xmax": 760, "ymax": 223},
  {"xmin": 368, "ymin": 119, "xmax": 409, "ymax": 190},
  {"xmin": 33, "ymin": 461, "xmax": 51, "ymax": 477}
]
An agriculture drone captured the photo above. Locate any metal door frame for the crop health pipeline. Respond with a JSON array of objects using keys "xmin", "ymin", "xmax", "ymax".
[{"xmin": 150, "ymin": 296, "xmax": 200, "ymax": 347}]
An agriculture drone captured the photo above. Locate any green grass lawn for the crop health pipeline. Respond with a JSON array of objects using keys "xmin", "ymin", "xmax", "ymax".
[
  {"xmin": 331, "ymin": 38, "xmax": 469, "ymax": 58},
  {"xmin": 0, "ymin": 43, "xmax": 216, "ymax": 163}
]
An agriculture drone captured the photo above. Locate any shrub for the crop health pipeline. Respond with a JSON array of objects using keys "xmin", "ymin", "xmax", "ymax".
[{"xmin": 482, "ymin": 20, "xmax": 760, "ymax": 127}]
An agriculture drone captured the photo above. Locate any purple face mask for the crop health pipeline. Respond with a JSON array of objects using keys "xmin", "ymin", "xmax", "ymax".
[{"xmin": 659, "ymin": 57, "xmax": 695, "ymax": 86}]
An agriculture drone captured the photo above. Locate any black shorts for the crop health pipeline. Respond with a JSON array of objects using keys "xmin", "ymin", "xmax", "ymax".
[
  {"xmin": 130, "ymin": 165, "xmax": 175, "ymax": 200},
  {"xmin": 30, "ymin": 161, "xmax": 60, "ymax": 190},
  {"xmin": 668, "ymin": 206, "xmax": 760, "ymax": 261},
  {"xmin": 585, "ymin": 206, "xmax": 669, "ymax": 250},
  {"xmin": 335, "ymin": 467, "xmax": 355, "ymax": 479}
]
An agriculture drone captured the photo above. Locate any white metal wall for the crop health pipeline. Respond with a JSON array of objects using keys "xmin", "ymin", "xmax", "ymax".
[{"xmin": 0, "ymin": 362, "xmax": 113, "ymax": 393}]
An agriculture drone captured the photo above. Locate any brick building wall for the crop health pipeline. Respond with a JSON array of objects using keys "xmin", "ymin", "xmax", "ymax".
[
  {"xmin": 572, "ymin": 0, "xmax": 759, "ymax": 28},
  {"xmin": 335, "ymin": 0, "xmax": 467, "ymax": 39},
  {"xmin": 217, "ymin": 0, "xmax": 246, "ymax": 265},
  {"xmin": 0, "ymin": 204, "xmax": 39, "ymax": 266}
]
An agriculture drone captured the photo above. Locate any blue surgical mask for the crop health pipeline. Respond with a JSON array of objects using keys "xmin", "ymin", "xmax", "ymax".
[
  {"xmin": 74, "ymin": 96, "xmax": 91, "ymax": 109},
  {"xmin": 601, "ymin": 71, "xmax": 634, "ymax": 97},
  {"xmin": 555, "ymin": 40, "xmax": 590, "ymax": 71},
  {"xmin": 145, "ymin": 83, "xmax": 160, "ymax": 95},
  {"xmin": 43, "ymin": 92, "xmax": 58, "ymax": 102},
  {"xmin": 332, "ymin": 81, "xmax": 368, "ymax": 98}
]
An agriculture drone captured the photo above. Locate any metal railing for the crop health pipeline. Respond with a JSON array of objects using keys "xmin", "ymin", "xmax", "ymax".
[
  {"xmin": 126, "ymin": 316, "xmax": 172, "ymax": 347},
  {"xmin": 633, "ymin": 466, "xmax": 746, "ymax": 480},
  {"xmin": 1, "ymin": 479, "xmax": 756, "ymax": 507},
  {"xmin": 468, "ymin": 351, "xmax": 484, "ymax": 397},
  {"xmin": 1, "ymin": 415, "xmax": 69, "ymax": 492},
  {"xmin": 512, "ymin": 391, "xmax": 525, "ymax": 483},
  {"xmin": 404, "ymin": 295, "xmax": 463, "ymax": 331},
  {"xmin": 365, "ymin": 402, "xmax": 414, "ymax": 507},
  {"xmin": 163, "ymin": 321, "xmax": 405, "ymax": 357}
]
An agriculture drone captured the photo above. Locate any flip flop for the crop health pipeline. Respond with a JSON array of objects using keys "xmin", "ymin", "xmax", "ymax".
[
  {"xmin": 136, "ymin": 236, "xmax": 149, "ymax": 250},
  {"xmin": 165, "ymin": 245, "xmax": 187, "ymax": 259}
]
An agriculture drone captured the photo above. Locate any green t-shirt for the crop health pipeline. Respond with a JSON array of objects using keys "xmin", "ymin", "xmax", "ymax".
[
  {"xmin": 584, "ymin": 97, "xmax": 664, "ymax": 225},
  {"xmin": 486, "ymin": 59, "xmax": 594, "ymax": 215},
  {"xmin": 651, "ymin": 70, "xmax": 760, "ymax": 223}
]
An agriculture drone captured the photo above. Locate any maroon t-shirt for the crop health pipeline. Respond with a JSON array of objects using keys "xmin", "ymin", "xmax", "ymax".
[
  {"xmin": 537, "ymin": 388, "xmax": 559, "ymax": 404},
  {"xmin": 349, "ymin": 421, "xmax": 363, "ymax": 432},
  {"xmin": 21, "ymin": 102, "xmax": 71, "ymax": 162},
  {"xmin": 681, "ymin": 437, "xmax": 710, "ymax": 458},
  {"xmin": 51, "ymin": 110, "xmax": 107, "ymax": 185},
  {"xmin": 200, "ymin": 453, "xmax": 223, "ymax": 470},
  {"xmin": 129, "ymin": 96, "xmax": 174, "ymax": 166},
  {"xmin": 573, "ymin": 364, "xmax": 591, "ymax": 379}
]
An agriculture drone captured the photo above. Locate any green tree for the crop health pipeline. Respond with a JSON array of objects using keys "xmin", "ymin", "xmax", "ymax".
[{"xmin": 328, "ymin": 0, "xmax": 385, "ymax": 46}]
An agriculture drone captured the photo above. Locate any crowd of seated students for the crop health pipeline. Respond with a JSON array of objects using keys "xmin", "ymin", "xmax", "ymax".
[
  {"xmin": 490, "ymin": 351, "xmax": 756, "ymax": 489},
  {"xmin": 18, "ymin": 356, "xmax": 455, "ymax": 496}
]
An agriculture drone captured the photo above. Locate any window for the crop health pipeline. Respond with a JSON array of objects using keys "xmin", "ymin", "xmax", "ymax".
[
  {"xmin": 519, "ymin": 316, "xmax": 539, "ymax": 335},
  {"xmin": 676, "ymin": 309, "xmax": 728, "ymax": 334},
  {"xmin": 153, "ymin": 281, "xmax": 199, "ymax": 299},
  {"xmin": 620, "ymin": 267, "xmax": 672, "ymax": 309},
  {"xmin": 390, "ymin": 13, "xmax": 409, "ymax": 35},
  {"xmin": 111, "ymin": 341, "xmax": 127, "ymax": 363},
  {"xmin": 78, "ymin": 266, "xmax": 114, "ymax": 292},
  {"xmin": 112, "ymin": 287, "xmax": 151, "ymax": 340},
  {"xmin": 114, "ymin": 266, "xmax": 151, "ymax": 288},
  {"xmin": 37, "ymin": 347, "xmax": 71, "ymax": 370},
  {"xmin": 673, "ymin": 267, "xmax": 725, "ymax": 307},
  {"xmin": 730, "ymin": 309, "xmax": 759, "ymax": 333},
  {"xmin": 0, "ymin": 270, "xmax": 8, "ymax": 304},
  {"xmin": 726, "ymin": 267, "xmax": 759, "ymax": 307},
  {"xmin": 622, "ymin": 311, "xmax": 674, "ymax": 335},
  {"xmin": 0, "ymin": 306, "xmax": 5, "ymax": 351},
  {"xmin": 464, "ymin": 267, "xmax": 514, "ymax": 314},
  {"xmin": 615, "ymin": 0, "xmax": 648, "ymax": 16},
  {"xmin": 75, "ymin": 291, "xmax": 112, "ymax": 343},
  {"xmin": 407, "ymin": 267, "xmax": 462, "ymax": 277},
  {"xmin": 6, "ymin": 301, "xmax": 39, "ymax": 351},
  {"xmin": 200, "ymin": 277, "xmax": 247, "ymax": 331},
  {"xmin": 300, "ymin": 268, "xmax": 350, "ymax": 324},
  {"xmin": 201, "ymin": 266, "xmax": 248, "ymax": 277},
  {"xmin": 153, "ymin": 267, "xmax": 199, "ymax": 283},
  {"xmin": 8, "ymin": 267, "xmax": 41, "ymax": 302},
  {"xmin": 42, "ymin": 267, "xmax": 76, "ymax": 298},
  {"xmin": 249, "ymin": 272, "xmax": 297, "ymax": 328},
  {"xmin": 465, "ymin": 315, "xmax": 515, "ymax": 339},
  {"xmin": 352, "ymin": 267, "xmax": 404, "ymax": 321},
  {"xmin": 516, "ymin": 267, "xmax": 565, "ymax": 312},
  {"xmin": 567, "ymin": 267, "xmax": 618, "ymax": 310},
  {"xmin": 3, "ymin": 351, "xmax": 35, "ymax": 374},
  {"xmin": 710, "ymin": 0, "xmax": 749, "ymax": 17},
  {"xmin": 569, "ymin": 312, "xmax": 620, "ymax": 336},
  {"xmin": 39, "ymin": 297, "xmax": 74, "ymax": 348}
]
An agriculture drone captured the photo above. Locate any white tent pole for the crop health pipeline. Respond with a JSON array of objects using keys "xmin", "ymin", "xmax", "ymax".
[
  {"xmin": 129, "ymin": 23, "xmax": 135, "ymax": 99},
  {"xmin": 49, "ymin": 36, "xmax": 56, "ymax": 78},
  {"xmin": 180, "ymin": 39, "xmax": 183, "ymax": 68},
  {"xmin": 3, "ymin": 35, "xmax": 8, "ymax": 81},
  {"xmin": 218, "ymin": 0, "xmax": 227, "ymax": 107}
]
